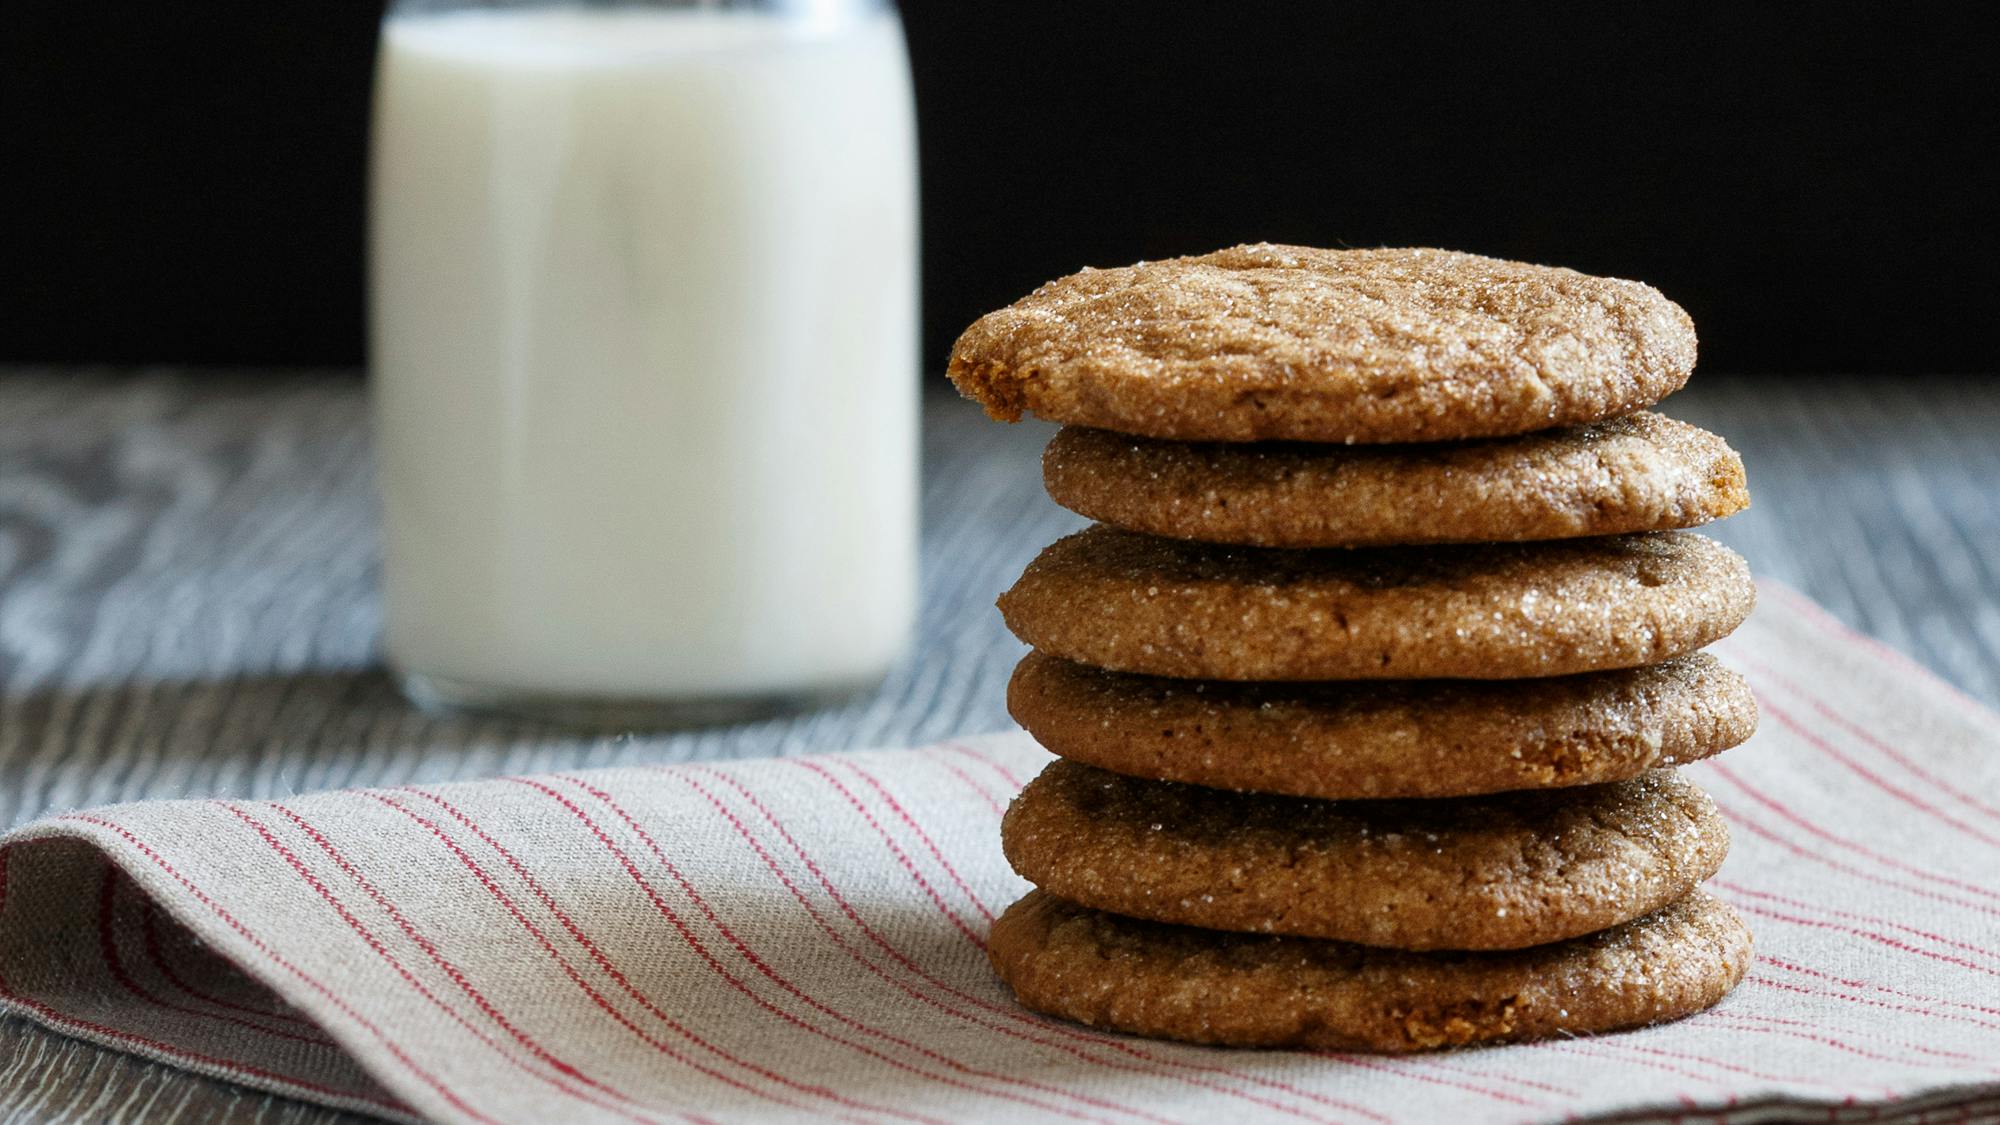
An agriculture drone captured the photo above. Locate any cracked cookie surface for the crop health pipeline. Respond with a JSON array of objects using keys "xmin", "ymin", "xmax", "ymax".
[
  {"xmin": 948, "ymin": 244, "xmax": 1697, "ymax": 443},
  {"xmin": 988, "ymin": 888, "xmax": 1751, "ymax": 1051},
  {"xmin": 1001, "ymin": 761, "xmax": 1729, "ymax": 949},
  {"xmin": 1042, "ymin": 412, "xmax": 1748, "ymax": 548},
  {"xmin": 998, "ymin": 526, "xmax": 1754, "ymax": 681},
  {"xmin": 1008, "ymin": 651, "xmax": 1757, "ymax": 799}
]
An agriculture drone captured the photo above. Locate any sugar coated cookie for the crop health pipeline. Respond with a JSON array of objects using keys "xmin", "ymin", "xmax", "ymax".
[
  {"xmin": 949, "ymin": 244, "xmax": 1696, "ymax": 443},
  {"xmin": 998, "ymin": 526, "xmax": 1754, "ymax": 680},
  {"xmin": 988, "ymin": 889, "xmax": 1751, "ymax": 1051},
  {"xmin": 1001, "ymin": 761, "xmax": 1729, "ymax": 949},
  {"xmin": 1042, "ymin": 412, "xmax": 1748, "ymax": 548},
  {"xmin": 1008, "ymin": 651, "xmax": 1756, "ymax": 798}
]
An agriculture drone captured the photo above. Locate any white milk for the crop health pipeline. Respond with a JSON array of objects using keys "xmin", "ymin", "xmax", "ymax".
[{"xmin": 369, "ymin": 8, "xmax": 918, "ymax": 707}]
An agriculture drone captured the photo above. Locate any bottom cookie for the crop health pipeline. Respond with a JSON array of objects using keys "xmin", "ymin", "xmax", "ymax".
[{"xmin": 988, "ymin": 889, "xmax": 1751, "ymax": 1052}]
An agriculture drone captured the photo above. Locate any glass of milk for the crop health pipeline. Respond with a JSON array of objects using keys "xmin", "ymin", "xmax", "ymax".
[{"xmin": 368, "ymin": 0, "xmax": 918, "ymax": 726}]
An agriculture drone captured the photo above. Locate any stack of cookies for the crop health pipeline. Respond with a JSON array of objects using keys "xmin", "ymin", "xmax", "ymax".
[{"xmin": 946, "ymin": 245, "xmax": 1759, "ymax": 1052}]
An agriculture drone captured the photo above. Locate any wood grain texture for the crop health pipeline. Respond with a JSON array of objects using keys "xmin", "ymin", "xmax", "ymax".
[{"xmin": 2, "ymin": 368, "xmax": 1996, "ymax": 1123}]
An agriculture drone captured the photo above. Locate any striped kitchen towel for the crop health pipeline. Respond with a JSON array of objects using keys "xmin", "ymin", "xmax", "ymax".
[{"xmin": 3, "ymin": 582, "xmax": 1998, "ymax": 1124}]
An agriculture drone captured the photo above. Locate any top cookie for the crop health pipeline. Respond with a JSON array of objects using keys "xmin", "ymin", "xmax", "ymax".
[{"xmin": 948, "ymin": 244, "xmax": 1697, "ymax": 443}]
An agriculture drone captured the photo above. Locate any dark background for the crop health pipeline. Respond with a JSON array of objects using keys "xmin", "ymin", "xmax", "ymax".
[{"xmin": 2, "ymin": 2, "xmax": 1991, "ymax": 374}]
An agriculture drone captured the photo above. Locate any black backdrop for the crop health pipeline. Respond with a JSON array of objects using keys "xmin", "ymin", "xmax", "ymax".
[{"xmin": 2, "ymin": 2, "xmax": 1992, "ymax": 374}]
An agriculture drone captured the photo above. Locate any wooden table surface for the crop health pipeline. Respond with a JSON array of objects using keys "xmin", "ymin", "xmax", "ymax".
[{"xmin": 1, "ymin": 370, "xmax": 1996, "ymax": 1123}]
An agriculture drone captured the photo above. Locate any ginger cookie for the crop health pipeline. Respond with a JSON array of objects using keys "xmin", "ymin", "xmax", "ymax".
[
  {"xmin": 998, "ymin": 526, "xmax": 1753, "ymax": 681},
  {"xmin": 988, "ymin": 889, "xmax": 1751, "ymax": 1052},
  {"xmin": 1007, "ymin": 651, "xmax": 1757, "ymax": 799},
  {"xmin": 948, "ymin": 244, "xmax": 1695, "ymax": 444},
  {"xmin": 1042, "ymin": 412, "xmax": 1748, "ymax": 548},
  {"xmin": 1001, "ymin": 761, "xmax": 1728, "ymax": 950}
]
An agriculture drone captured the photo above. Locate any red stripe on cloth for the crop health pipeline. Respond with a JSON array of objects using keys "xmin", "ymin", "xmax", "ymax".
[
  {"xmin": 138, "ymin": 896, "xmax": 325, "ymax": 1033},
  {"xmin": 256, "ymin": 796, "xmax": 664, "ymax": 1120},
  {"xmin": 1716, "ymin": 883, "xmax": 2000, "ymax": 969},
  {"xmin": 1725, "ymin": 1009, "xmax": 2000, "ymax": 1070},
  {"xmin": 788, "ymin": 759, "xmax": 990, "ymax": 948},
  {"xmin": 1720, "ymin": 895, "xmax": 2000, "ymax": 979},
  {"xmin": 669, "ymin": 769, "xmax": 1224, "ymax": 1125},
  {"xmin": 94, "ymin": 867, "xmax": 336, "ymax": 1049},
  {"xmin": 1758, "ymin": 581, "xmax": 1999, "ymax": 722},
  {"xmin": 557, "ymin": 775, "xmax": 1126, "ymax": 1125},
  {"xmin": 1541, "ymin": 1042, "xmax": 1723, "ymax": 1105},
  {"xmin": 256, "ymin": 801, "xmax": 665, "ymax": 1124},
  {"xmin": 1762, "ymin": 955, "xmax": 2000, "ymax": 1020},
  {"xmin": 839, "ymin": 760, "xmax": 997, "ymax": 922},
  {"xmin": 1731, "ymin": 650, "xmax": 2000, "ymax": 826},
  {"xmin": 1547, "ymin": 1037, "xmax": 1879, "ymax": 1098},
  {"xmin": 0, "ymin": 845, "xmax": 408, "ymax": 1119},
  {"xmin": 1748, "ymin": 974, "xmax": 2000, "ymax": 1035},
  {"xmin": 40, "ymin": 820, "xmax": 492, "ymax": 1124},
  {"xmin": 0, "ymin": 985, "xmax": 413, "ymax": 1117},
  {"xmin": 937, "ymin": 741, "xmax": 1031, "ymax": 788},
  {"xmin": 1552, "ymin": 1040, "xmax": 1744, "ymax": 1096},
  {"xmin": 209, "ymin": 802, "xmax": 650, "ymax": 1124},
  {"xmin": 1701, "ymin": 1011, "xmax": 2000, "ymax": 1074},
  {"xmin": 696, "ymin": 760, "xmax": 1384, "ymax": 1120},
  {"xmin": 1704, "ymin": 777, "xmax": 2000, "ymax": 917},
  {"xmin": 374, "ymin": 788, "xmax": 885, "ymax": 1124},
  {"xmin": 1411, "ymin": 1056, "xmax": 1578, "ymax": 1099},
  {"xmin": 355, "ymin": 793, "xmax": 764, "ymax": 1125},
  {"xmin": 1749, "ymin": 694, "xmax": 2000, "ymax": 854},
  {"xmin": 1315, "ymin": 1051, "xmax": 1543, "ymax": 1110},
  {"xmin": 644, "ymin": 773, "xmax": 1149, "ymax": 1125},
  {"xmin": 508, "ymin": 776, "xmax": 954, "ymax": 1125},
  {"xmin": 1536, "ymin": 1042, "xmax": 1711, "ymax": 1101},
  {"xmin": 924, "ymin": 751, "xmax": 1009, "ymax": 819},
  {"xmin": 694, "ymin": 765, "xmax": 1385, "ymax": 1125}
]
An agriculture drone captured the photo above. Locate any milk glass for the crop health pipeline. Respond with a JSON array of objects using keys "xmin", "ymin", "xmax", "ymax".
[{"xmin": 368, "ymin": 0, "xmax": 918, "ymax": 726}]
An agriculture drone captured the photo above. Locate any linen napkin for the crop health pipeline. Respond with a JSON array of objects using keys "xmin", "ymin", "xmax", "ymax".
[{"xmin": 3, "ymin": 581, "xmax": 1998, "ymax": 1124}]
